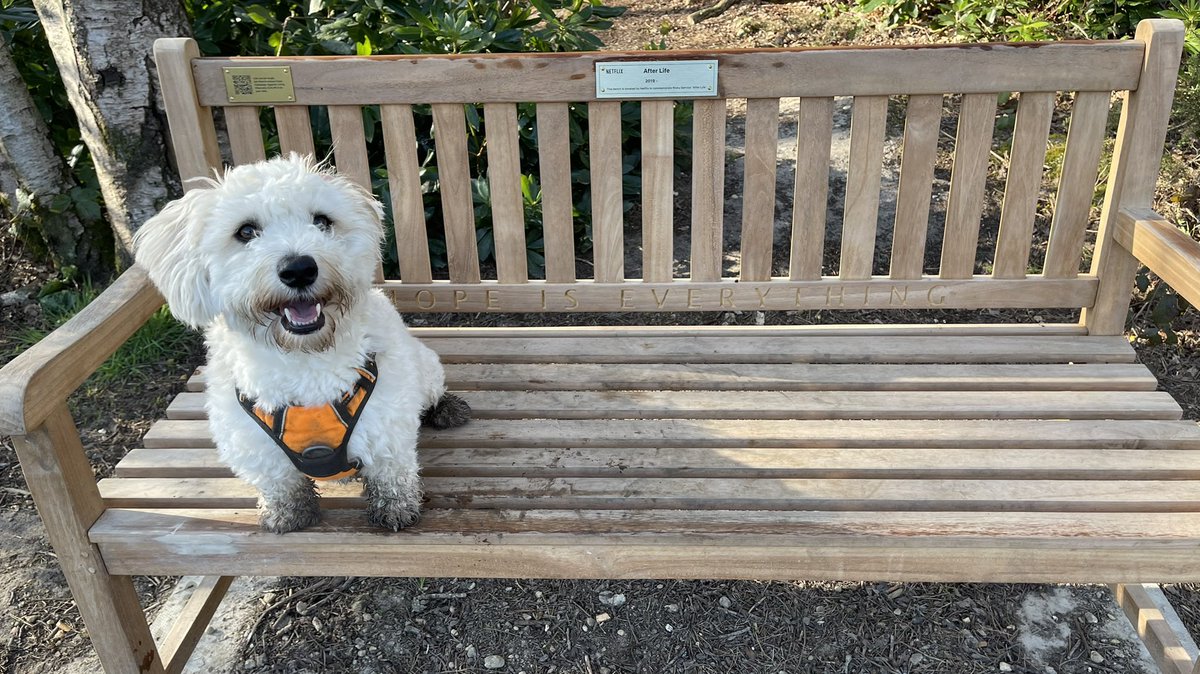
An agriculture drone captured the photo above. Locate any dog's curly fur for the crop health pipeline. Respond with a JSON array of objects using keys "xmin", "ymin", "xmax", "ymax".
[{"xmin": 134, "ymin": 154, "xmax": 469, "ymax": 533}]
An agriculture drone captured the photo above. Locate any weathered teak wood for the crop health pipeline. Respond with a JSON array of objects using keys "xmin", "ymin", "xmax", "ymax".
[
  {"xmin": 484, "ymin": 103, "xmax": 529, "ymax": 283},
  {"xmin": 690, "ymin": 99, "xmax": 727, "ymax": 282},
  {"xmin": 589, "ymin": 101, "xmax": 624, "ymax": 283},
  {"xmin": 1043, "ymin": 91, "xmax": 1111, "ymax": 278},
  {"xmin": 431, "ymin": 103, "xmax": 481, "ymax": 283},
  {"xmin": 327, "ymin": 105, "xmax": 384, "ymax": 281},
  {"xmin": 154, "ymin": 39, "xmax": 221, "ymax": 184},
  {"xmin": 80, "ymin": 508, "xmax": 1200, "ymax": 583},
  {"xmin": 1084, "ymin": 20, "xmax": 1185, "ymax": 333},
  {"xmin": 187, "ymin": 362, "xmax": 1159, "ymax": 393},
  {"xmin": 160, "ymin": 576, "xmax": 233, "ymax": 674},
  {"xmin": 224, "ymin": 106, "xmax": 266, "ymax": 166},
  {"xmin": 274, "ymin": 106, "xmax": 316, "ymax": 157},
  {"xmin": 641, "ymin": 100, "xmax": 675, "ymax": 283},
  {"xmin": 992, "ymin": 91, "xmax": 1055, "ymax": 279},
  {"xmin": 1114, "ymin": 207, "xmax": 1200, "ymax": 308},
  {"xmin": 381, "ymin": 104, "xmax": 433, "ymax": 283},
  {"xmin": 380, "ymin": 277, "xmax": 1098, "ymax": 313},
  {"xmin": 840, "ymin": 96, "xmax": 888, "ymax": 280},
  {"xmin": 114, "ymin": 445, "xmax": 1200, "ymax": 480},
  {"xmin": 940, "ymin": 93, "xmax": 997, "ymax": 279},
  {"xmin": 789, "ymin": 97, "xmax": 835, "ymax": 280},
  {"xmin": 0, "ymin": 267, "xmax": 163, "ymax": 436},
  {"xmin": 146, "ymin": 416, "xmax": 1200, "ymax": 451},
  {"xmin": 739, "ymin": 98, "xmax": 780, "ymax": 282},
  {"xmin": 10, "ymin": 24, "xmax": 1200, "ymax": 674},
  {"xmin": 167, "ymin": 388, "xmax": 1180, "ymax": 421},
  {"xmin": 536, "ymin": 103, "xmax": 577, "ymax": 283},
  {"xmin": 14, "ymin": 406, "xmax": 164, "ymax": 673},
  {"xmin": 192, "ymin": 42, "xmax": 1145, "ymax": 105},
  {"xmin": 890, "ymin": 95, "xmax": 942, "ymax": 280},
  {"xmin": 1112, "ymin": 584, "xmax": 1199, "ymax": 674}
]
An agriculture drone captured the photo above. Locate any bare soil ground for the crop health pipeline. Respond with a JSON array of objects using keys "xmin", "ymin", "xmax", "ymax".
[{"xmin": 5, "ymin": 1, "xmax": 1200, "ymax": 673}]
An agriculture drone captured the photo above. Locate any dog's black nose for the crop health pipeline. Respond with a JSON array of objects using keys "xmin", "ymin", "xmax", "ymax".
[{"xmin": 278, "ymin": 255, "xmax": 319, "ymax": 289}]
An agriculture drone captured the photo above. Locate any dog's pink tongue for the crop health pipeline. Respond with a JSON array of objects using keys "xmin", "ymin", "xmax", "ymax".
[{"xmin": 285, "ymin": 300, "xmax": 320, "ymax": 324}]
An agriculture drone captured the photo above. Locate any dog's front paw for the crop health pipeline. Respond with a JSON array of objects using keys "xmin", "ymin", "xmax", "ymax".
[
  {"xmin": 421, "ymin": 392, "xmax": 472, "ymax": 429},
  {"xmin": 258, "ymin": 481, "xmax": 321, "ymax": 533},
  {"xmin": 365, "ymin": 479, "xmax": 423, "ymax": 531}
]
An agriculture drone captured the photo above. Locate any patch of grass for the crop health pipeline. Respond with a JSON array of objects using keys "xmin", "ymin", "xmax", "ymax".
[{"xmin": 9, "ymin": 283, "xmax": 199, "ymax": 388}]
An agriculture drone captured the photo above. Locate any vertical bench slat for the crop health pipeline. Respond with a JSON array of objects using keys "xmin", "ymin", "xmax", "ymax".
[
  {"xmin": 890, "ymin": 95, "xmax": 943, "ymax": 280},
  {"xmin": 224, "ymin": 107, "xmax": 265, "ymax": 166},
  {"xmin": 993, "ymin": 92, "xmax": 1056, "ymax": 279},
  {"xmin": 1085, "ymin": 21, "xmax": 1184, "ymax": 334},
  {"xmin": 940, "ymin": 93, "xmax": 998, "ymax": 279},
  {"xmin": 740, "ymin": 98, "xmax": 781, "ymax": 282},
  {"xmin": 275, "ymin": 106, "xmax": 316, "ymax": 158},
  {"xmin": 328, "ymin": 106, "xmax": 372, "ymax": 190},
  {"xmin": 381, "ymin": 104, "xmax": 432, "ymax": 283},
  {"xmin": 691, "ymin": 99, "xmax": 728, "ymax": 282},
  {"xmin": 484, "ymin": 103, "xmax": 529, "ymax": 284},
  {"xmin": 589, "ymin": 101, "xmax": 624, "ymax": 283},
  {"xmin": 156, "ymin": 39, "xmax": 221, "ymax": 186},
  {"xmin": 432, "ymin": 103, "xmax": 481, "ymax": 284},
  {"xmin": 536, "ymin": 103, "xmax": 576, "ymax": 283},
  {"xmin": 328, "ymin": 105, "xmax": 383, "ymax": 281},
  {"xmin": 641, "ymin": 100, "xmax": 675, "ymax": 283},
  {"xmin": 1044, "ymin": 91, "xmax": 1111, "ymax": 279},
  {"xmin": 840, "ymin": 96, "xmax": 888, "ymax": 280},
  {"xmin": 790, "ymin": 97, "xmax": 835, "ymax": 281}
]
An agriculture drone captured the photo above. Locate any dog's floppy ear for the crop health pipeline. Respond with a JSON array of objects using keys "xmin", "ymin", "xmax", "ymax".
[{"xmin": 133, "ymin": 187, "xmax": 221, "ymax": 328}]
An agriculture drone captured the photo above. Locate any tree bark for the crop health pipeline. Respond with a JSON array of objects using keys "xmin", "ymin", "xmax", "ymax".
[
  {"xmin": 33, "ymin": 0, "xmax": 191, "ymax": 264},
  {"xmin": 0, "ymin": 146, "xmax": 15, "ymax": 216},
  {"xmin": 0, "ymin": 30, "xmax": 104, "ymax": 273}
]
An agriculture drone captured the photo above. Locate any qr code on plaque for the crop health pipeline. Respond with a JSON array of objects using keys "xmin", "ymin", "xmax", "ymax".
[{"xmin": 231, "ymin": 74, "xmax": 254, "ymax": 96}]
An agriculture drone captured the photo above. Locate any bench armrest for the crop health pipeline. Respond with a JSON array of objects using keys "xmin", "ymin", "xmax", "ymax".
[
  {"xmin": 0, "ymin": 266, "xmax": 165, "ymax": 436},
  {"xmin": 1114, "ymin": 207, "xmax": 1200, "ymax": 309}
]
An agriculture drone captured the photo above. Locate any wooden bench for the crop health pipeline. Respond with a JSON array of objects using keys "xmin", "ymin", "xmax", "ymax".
[{"xmin": 3, "ymin": 18, "xmax": 1200, "ymax": 674}]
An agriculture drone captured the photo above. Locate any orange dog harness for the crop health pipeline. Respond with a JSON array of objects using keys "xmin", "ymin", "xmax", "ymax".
[{"xmin": 237, "ymin": 355, "xmax": 378, "ymax": 481}]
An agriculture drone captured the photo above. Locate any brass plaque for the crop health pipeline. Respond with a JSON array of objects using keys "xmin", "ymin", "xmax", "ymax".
[{"xmin": 222, "ymin": 66, "xmax": 296, "ymax": 104}]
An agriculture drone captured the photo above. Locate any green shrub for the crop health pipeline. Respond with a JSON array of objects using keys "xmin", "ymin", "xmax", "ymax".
[{"xmin": 186, "ymin": 1, "xmax": 684, "ymax": 280}]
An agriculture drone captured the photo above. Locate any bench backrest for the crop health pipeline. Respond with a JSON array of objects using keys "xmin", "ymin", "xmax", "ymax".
[{"xmin": 153, "ymin": 20, "xmax": 1182, "ymax": 328}]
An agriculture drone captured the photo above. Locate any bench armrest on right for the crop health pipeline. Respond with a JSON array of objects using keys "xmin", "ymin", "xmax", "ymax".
[
  {"xmin": 1114, "ymin": 207, "xmax": 1200, "ymax": 310},
  {"xmin": 0, "ymin": 266, "xmax": 165, "ymax": 437}
]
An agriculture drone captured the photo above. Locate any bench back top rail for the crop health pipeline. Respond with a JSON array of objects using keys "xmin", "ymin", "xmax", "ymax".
[{"xmin": 154, "ymin": 21, "xmax": 1182, "ymax": 316}]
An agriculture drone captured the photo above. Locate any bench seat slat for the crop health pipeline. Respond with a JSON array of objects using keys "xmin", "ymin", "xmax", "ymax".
[
  {"xmin": 89, "ymin": 508, "xmax": 1200, "ymax": 583},
  {"xmin": 164, "ymin": 389, "xmax": 1181, "ymax": 421},
  {"xmin": 187, "ymin": 363, "xmax": 1160, "ymax": 393},
  {"xmin": 142, "ymin": 419, "xmax": 1200, "ymax": 450},
  {"xmin": 420, "ymin": 335, "xmax": 1135, "ymax": 364},
  {"xmin": 115, "ymin": 446, "xmax": 1200, "ymax": 480},
  {"xmin": 97, "ymin": 476, "xmax": 1200, "ymax": 512}
]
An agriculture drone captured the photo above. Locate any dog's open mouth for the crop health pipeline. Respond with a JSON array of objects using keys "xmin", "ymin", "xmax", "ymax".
[{"xmin": 279, "ymin": 299, "xmax": 326, "ymax": 335}]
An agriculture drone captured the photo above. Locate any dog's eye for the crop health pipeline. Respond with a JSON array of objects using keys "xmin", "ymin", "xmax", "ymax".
[
  {"xmin": 234, "ymin": 222, "xmax": 259, "ymax": 243},
  {"xmin": 313, "ymin": 213, "xmax": 332, "ymax": 232}
]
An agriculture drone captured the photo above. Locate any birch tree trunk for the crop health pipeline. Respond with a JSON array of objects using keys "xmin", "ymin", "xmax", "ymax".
[
  {"xmin": 33, "ymin": 0, "xmax": 191, "ymax": 264},
  {"xmin": 0, "ymin": 30, "xmax": 104, "ymax": 273}
]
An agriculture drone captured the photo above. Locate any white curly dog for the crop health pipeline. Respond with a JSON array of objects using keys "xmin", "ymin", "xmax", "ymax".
[{"xmin": 134, "ymin": 153, "xmax": 469, "ymax": 533}]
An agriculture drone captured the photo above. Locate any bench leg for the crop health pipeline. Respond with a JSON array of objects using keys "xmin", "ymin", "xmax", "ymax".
[
  {"xmin": 11, "ymin": 404, "xmax": 164, "ymax": 674},
  {"xmin": 1111, "ymin": 583, "xmax": 1199, "ymax": 674},
  {"xmin": 159, "ymin": 576, "xmax": 233, "ymax": 674}
]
